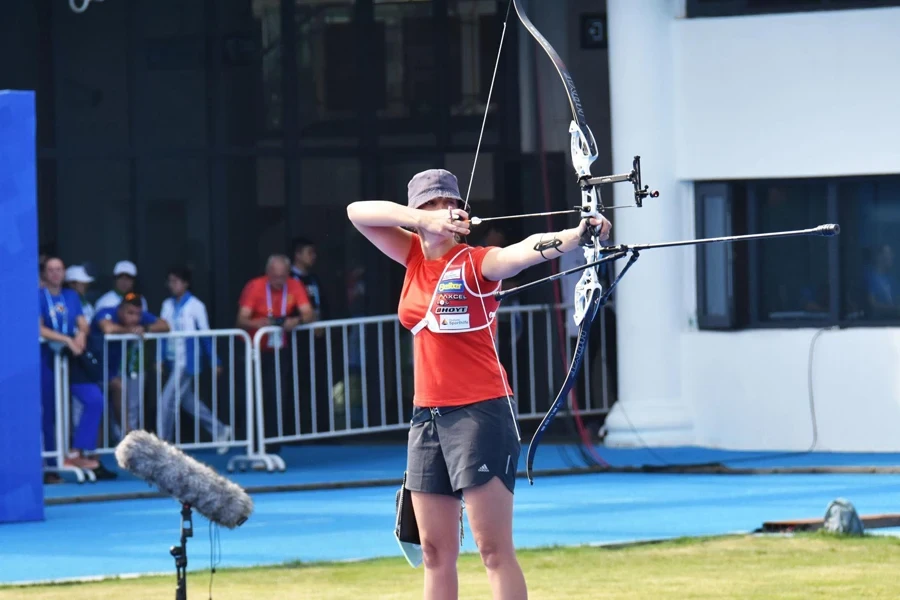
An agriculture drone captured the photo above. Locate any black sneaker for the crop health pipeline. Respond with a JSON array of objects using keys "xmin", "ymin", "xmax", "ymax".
[{"xmin": 91, "ymin": 463, "xmax": 119, "ymax": 480}]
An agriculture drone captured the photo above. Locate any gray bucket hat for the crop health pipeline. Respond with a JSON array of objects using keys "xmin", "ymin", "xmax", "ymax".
[{"xmin": 407, "ymin": 169, "xmax": 464, "ymax": 209}]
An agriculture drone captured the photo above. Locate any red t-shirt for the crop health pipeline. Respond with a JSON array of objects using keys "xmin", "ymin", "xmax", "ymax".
[
  {"xmin": 398, "ymin": 237, "xmax": 514, "ymax": 407},
  {"xmin": 239, "ymin": 276, "xmax": 310, "ymax": 350}
]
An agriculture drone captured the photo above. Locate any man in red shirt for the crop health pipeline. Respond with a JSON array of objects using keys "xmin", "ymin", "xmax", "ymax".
[{"xmin": 237, "ymin": 255, "xmax": 314, "ymax": 450}]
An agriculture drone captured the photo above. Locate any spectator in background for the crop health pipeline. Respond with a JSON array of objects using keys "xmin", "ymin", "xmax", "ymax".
[
  {"xmin": 93, "ymin": 261, "xmax": 148, "ymax": 436},
  {"xmin": 38, "ymin": 257, "xmax": 105, "ymax": 474},
  {"xmin": 65, "ymin": 265, "xmax": 96, "ymax": 323},
  {"xmin": 290, "ymin": 237, "xmax": 325, "ymax": 321},
  {"xmin": 237, "ymin": 255, "xmax": 314, "ymax": 450},
  {"xmin": 159, "ymin": 267, "xmax": 231, "ymax": 452},
  {"xmin": 291, "ymin": 236, "xmax": 332, "ymax": 431},
  {"xmin": 94, "ymin": 261, "xmax": 148, "ymax": 312},
  {"xmin": 89, "ymin": 293, "xmax": 170, "ymax": 439},
  {"xmin": 864, "ymin": 243, "xmax": 900, "ymax": 319}
]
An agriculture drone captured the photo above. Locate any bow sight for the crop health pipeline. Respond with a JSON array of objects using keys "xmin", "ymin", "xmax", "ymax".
[{"xmin": 581, "ymin": 156, "xmax": 660, "ymax": 210}]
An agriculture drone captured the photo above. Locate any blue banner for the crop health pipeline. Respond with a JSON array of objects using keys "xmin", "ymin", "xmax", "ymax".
[{"xmin": 0, "ymin": 90, "xmax": 44, "ymax": 524}]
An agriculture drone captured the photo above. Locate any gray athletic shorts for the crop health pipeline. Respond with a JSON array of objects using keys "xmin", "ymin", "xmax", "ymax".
[{"xmin": 405, "ymin": 397, "xmax": 521, "ymax": 498}]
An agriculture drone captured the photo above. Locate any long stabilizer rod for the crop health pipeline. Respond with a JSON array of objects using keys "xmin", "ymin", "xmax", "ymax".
[
  {"xmin": 495, "ymin": 224, "xmax": 839, "ymax": 301},
  {"xmin": 605, "ymin": 223, "xmax": 840, "ymax": 254}
]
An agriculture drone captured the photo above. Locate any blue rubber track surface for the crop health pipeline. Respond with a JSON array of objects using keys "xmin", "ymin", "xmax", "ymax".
[
  {"xmin": 41, "ymin": 443, "xmax": 900, "ymax": 503},
  {"xmin": 4, "ymin": 446, "xmax": 900, "ymax": 585}
]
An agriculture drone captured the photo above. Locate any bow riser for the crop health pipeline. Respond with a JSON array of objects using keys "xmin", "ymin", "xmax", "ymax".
[
  {"xmin": 570, "ymin": 121, "xmax": 599, "ymax": 180},
  {"xmin": 573, "ymin": 262, "xmax": 602, "ymax": 327}
]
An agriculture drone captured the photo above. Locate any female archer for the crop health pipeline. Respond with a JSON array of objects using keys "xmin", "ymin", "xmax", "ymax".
[{"xmin": 346, "ymin": 168, "xmax": 610, "ymax": 599}]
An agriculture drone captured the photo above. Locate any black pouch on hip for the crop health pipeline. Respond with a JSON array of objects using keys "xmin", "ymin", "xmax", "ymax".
[{"xmin": 394, "ymin": 471, "xmax": 422, "ymax": 568}]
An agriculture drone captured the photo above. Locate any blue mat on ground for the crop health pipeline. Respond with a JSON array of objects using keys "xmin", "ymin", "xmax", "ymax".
[
  {"xmin": 4, "ymin": 471, "xmax": 900, "ymax": 585},
  {"xmin": 42, "ymin": 443, "xmax": 900, "ymax": 503}
]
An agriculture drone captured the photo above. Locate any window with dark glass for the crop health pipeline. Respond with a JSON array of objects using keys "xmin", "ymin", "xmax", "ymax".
[
  {"xmin": 687, "ymin": 0, "xmax": 900, "ymax": 18},
  {"xmin": 837, "ymin": 177, "xmax": 900, "ymax": 322},
  {"xmin": 695, "ymin": 183, "xmax": 736, "ymax": 329},
  {"xmin": 696, "ymin": 174, "xmax": 900, "ymax": 329},
  {"xmin": 750, "ymin": 180, "xmax": 831, "ymax": 323}
]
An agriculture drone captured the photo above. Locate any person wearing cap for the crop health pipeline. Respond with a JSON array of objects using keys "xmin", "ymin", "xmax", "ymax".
[
  {"xmin": 89, "ymin": 292, "xmax": 170, "ymax": 438},
  {"xmin": 65, "ymin": 264, "xmax": 96, "ymax": 323},
  {"xmin": 94, "ymin": 260, "xmax": 148, "ymax": 313},
  {"xmin": 347, "ymin": 168, "xmax": 611, "ymax": 599}
]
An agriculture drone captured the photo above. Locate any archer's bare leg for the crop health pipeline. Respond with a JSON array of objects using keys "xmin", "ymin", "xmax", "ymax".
[
  {"xmin": 411, "ymin": 490, "xmax": 461, "ymax": 600},
  {"xmin": 464, "ymin": 477, "xmax": 527, "ymax": 600}
]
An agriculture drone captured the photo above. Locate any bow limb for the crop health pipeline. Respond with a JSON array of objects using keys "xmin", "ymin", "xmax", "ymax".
[
  {"xmin": 509, "ymin": 0, "xmax": 606, "ymax": 479},
  {"xmin": 525, "ymin": 268, "xmax": 603, "ymax": 483},
  {"xmin": 511, "ymin": 0, "xmax": 597, "ymax": 162}
]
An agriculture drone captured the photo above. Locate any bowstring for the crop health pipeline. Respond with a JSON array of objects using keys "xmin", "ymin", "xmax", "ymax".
[
  {"xmin": 462, "ymin": 1, "xmax": 512, "ymax": 210},
  {"xmin": 462, "ymin": 0, "xmax": 520, "ymax": 439}
]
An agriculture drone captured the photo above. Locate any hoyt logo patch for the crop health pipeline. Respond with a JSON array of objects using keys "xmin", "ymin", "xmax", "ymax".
[{"xmin": 435, "ymin": 306, "xmax": 467, "ymax": 314}]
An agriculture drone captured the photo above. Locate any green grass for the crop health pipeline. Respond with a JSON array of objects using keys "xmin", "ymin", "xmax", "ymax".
[{"xmin": 4, "ymin": 533, "xmax": 900, "ymax": 599}]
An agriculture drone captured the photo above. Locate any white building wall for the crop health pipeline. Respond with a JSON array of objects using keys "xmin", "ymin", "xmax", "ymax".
[
  {"xmin": 605, "ymin": 3, "xmax": 900, "ymax": 451},
  {"xmin": 673, "ymin": 7, "xmax": 900, "ymax": 181},
  {"xmin": 684, "ymin": 328, "xmax": 900, "ymax": 452}
]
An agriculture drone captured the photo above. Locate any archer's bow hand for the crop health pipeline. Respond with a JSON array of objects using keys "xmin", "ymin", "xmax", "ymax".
[{"xmin": 577, "ymin": 215, "xmax": 612, "ymax": 245}]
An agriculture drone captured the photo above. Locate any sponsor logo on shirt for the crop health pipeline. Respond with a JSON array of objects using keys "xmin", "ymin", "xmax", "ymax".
[
  {"xmin": 442, "ymin": 268, "xmax": 462, "ymax": 280},
  {"xmin": 439, "ymin": 314, "xmax": 471, "ymax": 330},
  {"xmin": 435, "ymin": 306, "xmax": 468, "ymax": 314},
  {"xmin": 437, "ymin": 293, "xmax": 466, "ymax": 305},
  {"xmin": 438, "ymin": 280, "xmax": 463, "ymax": 292}
]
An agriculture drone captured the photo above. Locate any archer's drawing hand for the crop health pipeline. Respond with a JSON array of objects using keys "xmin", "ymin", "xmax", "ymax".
[
  {"xmin": 418, "ymin": 208, "xmax": 471, "ymax": 238},
  {"xmin": 578, "ymin": 215, "xmax": 612, "ymax": 242}
]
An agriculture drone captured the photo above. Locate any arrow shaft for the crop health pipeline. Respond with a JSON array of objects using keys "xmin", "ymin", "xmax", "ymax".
[{"xmin": 471, "ymin": 208, "xmax": 581, "ymax": 225}]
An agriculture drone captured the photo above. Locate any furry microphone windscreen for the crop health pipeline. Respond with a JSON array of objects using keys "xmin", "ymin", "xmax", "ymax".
[{"xmin": 115, "ymin": 430, "xmax": 253, "ymax": 529}]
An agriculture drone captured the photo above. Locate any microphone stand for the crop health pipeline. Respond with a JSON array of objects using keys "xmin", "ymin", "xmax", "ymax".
[{"xmin": 170, "ymin": 503, "xmax": 193, "ymax": 600}]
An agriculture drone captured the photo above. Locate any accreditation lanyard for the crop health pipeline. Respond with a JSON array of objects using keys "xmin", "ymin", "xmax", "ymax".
[
  {"xmin": 168, "ymin": 293, "xmax": 191, "ymax": 361},
  {"xmin": 265, "ymin": 284, "xmax": 288, "ymax": 319},
  {"xmin": 172, "ymin": 293, "xmax": 192, "ymax": 330},
  {"xmin": 265, "ymin": 283, "xmax": 288, "ymax": 348},
  {"xmin": 44, "ymin": 289, "xmax": 69, "ymax": 335}
]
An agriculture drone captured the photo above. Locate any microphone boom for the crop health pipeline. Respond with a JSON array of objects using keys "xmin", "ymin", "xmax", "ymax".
[{"xmin": 115, "ymin": 430, "xmax": 253, "ymax": 529}]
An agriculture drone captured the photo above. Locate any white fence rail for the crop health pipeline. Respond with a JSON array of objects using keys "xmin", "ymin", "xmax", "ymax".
[
  {"xmin": 250, "ymin": 303, "xmax": 614, "ymax": 470},
  {"xmin": 40, "ymin": 304, "xmax": 614, "ymax": 479}
]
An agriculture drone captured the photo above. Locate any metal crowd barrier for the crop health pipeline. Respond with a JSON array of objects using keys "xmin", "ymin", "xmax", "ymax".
[
  {"xmin": 96, "ymin": 329, "xmax": 274, "ymax": 471},
  {"xmin": 39, "ymin": 304, "xmax": 613, "ymax": 479},
  {"xmin": 250, "ymin": 303, "xmax": 614, "ymax": 471}
]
